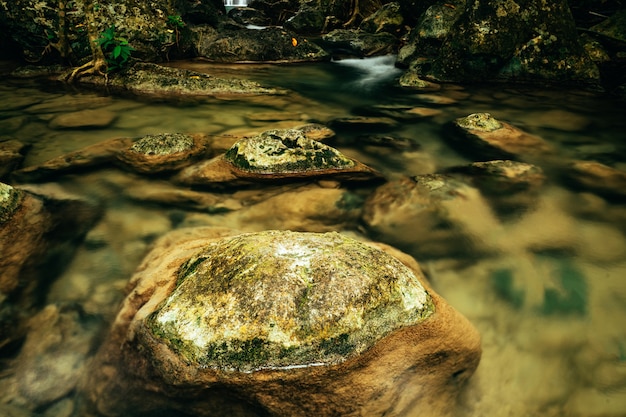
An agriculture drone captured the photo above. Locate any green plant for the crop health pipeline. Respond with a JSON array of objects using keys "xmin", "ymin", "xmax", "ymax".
[
  {"xmin": 167, "ymin": 15, "xmax": 185, "ymax": 29},
  {"xmin": 96, "ymin": 26, "xmax": 135, "ymax": 72}
]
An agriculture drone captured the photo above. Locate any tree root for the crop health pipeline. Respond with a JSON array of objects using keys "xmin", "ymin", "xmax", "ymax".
[{"xmin": 66, "ymin": 58, "xmax": 108, "ymax": 83}]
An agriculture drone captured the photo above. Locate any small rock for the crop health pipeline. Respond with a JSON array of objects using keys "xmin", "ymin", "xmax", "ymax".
[
  {"xmin": 116, "ymin": 133, "xmax": 209, "ymax": 174},
  {"xmin": 447, "ymin": 113, "xmax": 553, "ymax": 160},
  {"xmin": 328, "ymin": 115, "xmax": 398, "ymax": 131}
]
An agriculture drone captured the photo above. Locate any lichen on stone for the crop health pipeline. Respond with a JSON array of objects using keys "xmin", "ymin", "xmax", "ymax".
[
  {"xmin": 0, "ymin": 182, "xmax": 22, "ymax": 223},
  {"xmin": 130, "ymin": 133, "xmax": 195, "ymax": 156},
  {"xmin": 224, "ymin": 129, "xmax": 355, "ymax": 174},
  {"xmin": 148, "ymin": 230, "xmax": 434, "ymax": 372},
  {"xmin": 455, "ymin": 113, "xmax": 503, "ymax": 131}
]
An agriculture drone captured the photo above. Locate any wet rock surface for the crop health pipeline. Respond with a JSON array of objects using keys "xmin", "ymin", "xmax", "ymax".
[
  {"xmin": 175, "ymin": 128, "xmax": 382, "ymax": 187},
  {"xmin": 73, "ymin": 62, "xmax": 287, "ymax": 99},
  {"xmin": 83, "ymin": 228, "xmax": 481, "ymax": 417},
  {"xmin": 446, "ymin": 113, "xmax": 554, "ymax": 160}
]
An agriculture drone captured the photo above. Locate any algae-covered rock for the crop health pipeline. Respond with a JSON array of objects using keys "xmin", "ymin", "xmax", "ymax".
[
  {"xmin": 175, "ymin": 127, "xmax": 382, "ymax": 186},
  {"xmin": 74, "ymin": 62, "xmax": 287, "ymax": 99},
  {"xmin": 0, "ymin": 182, "xmax": 23, "ymax": 224},
  {"xmin": 147, "ymin": 230, "xmax": 433, "ymax": 371},
  {"xmin": 82, "ymin": 227, "xmax": 481, "ymax": 417}
]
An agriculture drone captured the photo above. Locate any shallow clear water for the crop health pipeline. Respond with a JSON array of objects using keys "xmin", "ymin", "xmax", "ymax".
[{"xmin": 1, "ymin": 57, "xmax": 626, "ymax": 416}]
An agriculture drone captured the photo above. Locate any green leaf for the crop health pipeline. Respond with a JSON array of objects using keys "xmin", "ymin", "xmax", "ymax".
[{"xmin": 112, "ymin": 45, "xmax": 122, "ymax": 59}]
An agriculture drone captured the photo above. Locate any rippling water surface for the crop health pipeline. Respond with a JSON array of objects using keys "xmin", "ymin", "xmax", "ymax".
[{"xmin": 1, "ymin": 57, "xmax": 626, "ymax": 416}]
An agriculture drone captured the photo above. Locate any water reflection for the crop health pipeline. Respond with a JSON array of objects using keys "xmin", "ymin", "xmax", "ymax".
[{"xmin": 1, "ymin": 59, "xmax": 626, "ymax": 416}]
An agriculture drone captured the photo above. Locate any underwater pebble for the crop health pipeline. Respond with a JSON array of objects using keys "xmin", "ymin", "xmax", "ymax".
[{"xmin": 48, "ymin": 109, "xmax": 117, "ymax": 129}]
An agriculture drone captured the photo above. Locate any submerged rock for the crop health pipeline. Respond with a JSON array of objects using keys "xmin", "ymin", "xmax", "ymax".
[
  {"xmin": 444, "ymin": 160, "xmax": 546, "ymax": 217},
  {"xmin": 12, "ymin": 137, "xmax": 134, "ymax": 183},
  {"xmin": 175, "ymin": 128, "xmax": 382, "ymax": 187},
  {"xmin": 446, "ymin": 113, "xmax": 553, "ymax": 160},
  {"xmin": 362, "ymin": 174, "xmax": 497, "ymax": 258},
  {"xmin": 0, "ymin": 183, "xmax": 101, "ymax": 355},
  {"xmin": 564, "ymin": 160, "xmax": 626, "ymax": 200},
  {"xmin": 82, "ymin": 228, "xmax": 481, "ymax": 417}
]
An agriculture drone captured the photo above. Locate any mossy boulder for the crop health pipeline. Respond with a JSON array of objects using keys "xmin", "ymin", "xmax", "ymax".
[
  {"xmin": 147, "ymin": 230, "xmax": 434, "ymax": 371},
  {"xmin": 403, "ymin": 0, "xmax": 600, "ymax": 85},
  {"xmin": 175, "ymin": 127, "xmax": 382, "ymax": 186},
  {"xmin": 82, "ymin": 227, "xmax": 481, "ymax": 417}
]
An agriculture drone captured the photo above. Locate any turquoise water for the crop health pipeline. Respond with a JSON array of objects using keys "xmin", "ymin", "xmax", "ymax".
[{"xmin": 1, "ymin": 57, "xmax": 626, "ymax": 416}]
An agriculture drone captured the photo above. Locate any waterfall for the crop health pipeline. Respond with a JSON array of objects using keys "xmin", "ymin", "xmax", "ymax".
[{"xmin": 224, "ymin": 0, "xmax": 248, "ymax": 6}]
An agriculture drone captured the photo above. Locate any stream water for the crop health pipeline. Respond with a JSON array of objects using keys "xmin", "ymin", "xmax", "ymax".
[{"xmin": 1, "ymin": 57, "xmax": 626, "ymax": 416}]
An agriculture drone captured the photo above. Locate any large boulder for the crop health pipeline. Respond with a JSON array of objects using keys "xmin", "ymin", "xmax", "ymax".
[
  {"xmin": 402, "ymin": 0, "xmax": 601, "ymax": 85},
  {"xmin": 81, "ymin": 227, "xmax": 481, "ymax": 417}
]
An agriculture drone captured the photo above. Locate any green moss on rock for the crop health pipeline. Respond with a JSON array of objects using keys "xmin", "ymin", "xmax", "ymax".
[
  {"xmin": 148, "ymin": 230, "xmax": 434, "ymax": 372},
  {"xmin": 0, "ymin": 183, "xmax": 23, "ymax": 223},
  {"xmin": 224, "ymin": 130, "xmax": 356, "ymax": 174},
  {"xmin": 130, "ymin": 133, "xmax": 194, "ymax": 156},
  {"xmin": 455, "ymin": 113, "xmax": 502, "ymax": 132}
]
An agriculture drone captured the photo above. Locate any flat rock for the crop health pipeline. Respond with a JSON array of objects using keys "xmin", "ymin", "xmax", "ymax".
[
  {"xmin": 82, "ymin": 228, "xmax": 481, "ymax": 417},
  {"xmin": 74, "ymin": 63, "xmax": 288, "ymax": 99},
  {"xmin": 48, "ymin": 109, "xmax": 117, "ymax": 129}
]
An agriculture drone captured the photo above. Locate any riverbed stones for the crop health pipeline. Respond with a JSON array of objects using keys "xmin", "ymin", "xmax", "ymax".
[
  {"xmin": 174, "ymin": 128, "xmax": 382, "ymax": 187},
  {"xmin": 82, "ymin": 227, "xmax": 481, "ymax": 417},
  {"xmin": 116, "ymin": 133, "xmax": 208, "ymax": 174},
  {"xmin": 446, "ymin": 113, "xmax": 553, "ymax": 160}
]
